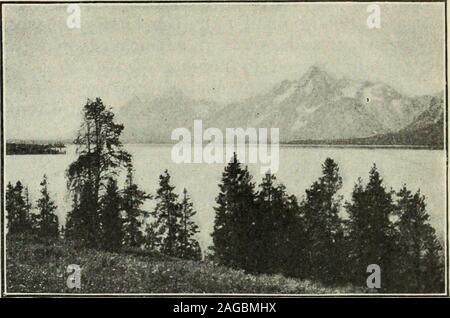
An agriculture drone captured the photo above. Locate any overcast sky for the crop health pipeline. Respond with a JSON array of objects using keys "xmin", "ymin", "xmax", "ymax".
[{"xmin": 3, "ymin": 3, "xmax": 445, "ymax": 140}]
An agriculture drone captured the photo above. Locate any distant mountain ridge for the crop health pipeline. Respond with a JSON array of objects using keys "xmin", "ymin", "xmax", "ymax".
[
  {"xmin": 118, "ymin": 66, "xmax": 444, "ymax": 146},
  {"xmin": 290, "ymin": 94, "xmax": 444, "ymax": 148},
  {"xmin": 119, "ymin": 90, "xmax": 225, "ymax": 143}
]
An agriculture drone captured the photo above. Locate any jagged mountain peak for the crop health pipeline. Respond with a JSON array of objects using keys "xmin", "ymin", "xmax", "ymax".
[
  {"xmin": 300, "ymin": 65, "xmax": 334, "ymax": 84},
  {"xmin": 119, "ymin": 65, "xmax": 440, "ymax": 143},
  {"xmin": 304, "ymin": 64, "xmax": 329, "ymax": 76}
]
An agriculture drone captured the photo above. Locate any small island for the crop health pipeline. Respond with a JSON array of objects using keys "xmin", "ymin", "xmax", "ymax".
[{"xmin": 6, "ymin": 142, "xmax": 66, "ymax": 155}]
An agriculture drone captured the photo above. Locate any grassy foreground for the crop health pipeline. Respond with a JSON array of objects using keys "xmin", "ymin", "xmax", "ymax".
[{"xmin": 6, "ymin": 236, "xmax": 364, "ymax": 294}]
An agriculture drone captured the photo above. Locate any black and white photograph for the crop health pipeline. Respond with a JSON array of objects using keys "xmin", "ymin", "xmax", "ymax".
[{"xmin": 0, "ymin": 1, "xmax": 448, "ymax": 297}]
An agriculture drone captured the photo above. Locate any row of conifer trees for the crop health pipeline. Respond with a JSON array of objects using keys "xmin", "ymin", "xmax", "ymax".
[
  {"xmin": 210, "ymin": 154, "xmax": 444, "ymax": 293},
  {"xmin": 6, "ymin": 97, "xmax": 445, "ymax": 293},
  {"xmin": 6, "ymin": 176, "xmax": 59, "ymax": 239},
  {"xmin": 62, "ymin": 98, "xmax": 202, "ymax": 259},
  {"xmin": 6, "ymin": 99, "xmax": 202, "ymax": 261},
  {"xmin": 6, "ymin": 168, "xmax": 202, "ymax": 261},
  {"xmin": 7, "ymin": 153, "xmax": 444, "ymax": 292}
]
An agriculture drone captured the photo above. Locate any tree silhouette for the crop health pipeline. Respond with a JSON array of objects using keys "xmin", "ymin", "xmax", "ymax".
[
  {"xmin": 122, "ymin": 165, "xmax": 150, "ymax": 248},
  {"xmin": 302, "ymin": 158, "xmax": 345, "ymax": 284},
  {"xmin": 66, "ymin": 97, "xmax": 131, "ymax": 247},
  {"xmin": 6, "ymin": 181, "xmax": 33, "ymax": 235},
  {"xmin": 393, "ymin": 186, "xmax": 444, "ymax": 292},
  {"xmin": 211, "ymin": 153, "xmax": 256, "ymax": 269},
  {"xmin": 254, "ymin": 172, "xmax": 302, "ymax": 275},
  {"xmin": 152, "ymin": 170, "xmax": 182, "ymax": 256},
  {"xmin": 345, "ymin": 165, "xmax": 396, "ymax": 290},
  {"xmin": 36, "ymin": 175, "xmax": 59, "ymax": 238},
  {"xmin": 178, "ymin": 188, "xmax": 202, "ymax": 260},
  {"xmin": 100, "ymin": 178, "xmax": 123, "ymax": 252}
]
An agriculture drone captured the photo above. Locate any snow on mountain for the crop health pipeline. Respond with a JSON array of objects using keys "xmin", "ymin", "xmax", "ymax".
[{"xmin": 118, "ymin": 66, "xmax": 438, "ymax": 143}]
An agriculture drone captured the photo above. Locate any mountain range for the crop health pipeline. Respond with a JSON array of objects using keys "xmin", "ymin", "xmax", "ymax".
[{"xmin": 118, "ymin": 66, "xmax": 444, "ymax": 147}]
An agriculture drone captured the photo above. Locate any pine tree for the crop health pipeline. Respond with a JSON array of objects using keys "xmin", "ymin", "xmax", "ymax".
[
  {"xmin": 254, "ymin": 173, "xmax": 302, "ymax": 275},
  {"xmin": 65, "ymin": 181, "xmax": 97, "ymax": 247},
  {"xmin": 345, "ymin": 165, "xmax": 396, "ymax": 290},
  {"xmin": 23, "ymin": 186, "xmax": 34, "ymax": 229},
  {"xmin": 144, "ymin": 221, "xmax": 163, "ymax": 251},
  {"xmin": 24, "ymin": 186, "xmax": 41, "ymax": 236},
  {"xmin": 122, "ymin": 165, "xmax": 150, "ymax": 248},
  {"xmin": 6, "ymin": 181, "xmax": 33, "ymax": 235},
  {"xmin": 66, "ymin": 97, "xmax": 131, "ymax": 248},
  {"xmin": 253, "ymin": 173, "xmax": 277, "ymax": 273},
  {"xmin": 302, "ymin": 158, "xmax": 345, "ymax": 284},
  {"xmin": 422, "ymin": 232, "xmax": 445, "ymax": 293},
  {"xmin": 152, "ymin": 170, "xmax": 182, "ymax": 257},
  {"xmin": 100, "ymin": 178, "xmax": 123, "ymax": 252},
  {"xmin": 211, "ymin": 153, "xmax": 256, "ymax": 270},
  {"xmin": 5, "ymin": 182, "xmax": 16, "ymax": 234},
  {"xmin": 393, "ymin": 186, "xmax": 444, "ymax": 292},
  {"xmin": 65, "ymin": 195, "xmax": 79, "ymax": 242},
  {"xmin": 36, "ymin": 175, "xmax": 59, "ymax": 238},
  {"xmin": 178, "ymin": 188, "xmax": 202, "ymax": 260}
]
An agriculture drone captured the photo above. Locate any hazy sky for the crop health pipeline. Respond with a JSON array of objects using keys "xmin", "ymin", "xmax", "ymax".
[{"xmin": 3, "ymin": 3, "xmax": 445, "ymax": 140}]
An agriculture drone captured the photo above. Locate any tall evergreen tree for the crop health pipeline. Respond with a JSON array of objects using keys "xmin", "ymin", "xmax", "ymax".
[
  {"xmin": 24, "ymin": 186, "xmax": 33, "ymax": 227},
  {"xmin": 6, "ymin": 181, "xmax": 33, "ymax": 235},
  {"xmin": 6, "ymin": 182, "xmax": 17, "ymax": 234},
  {"xmin": 100, "ymin": 178, "xmax": 123, "ymax": 252},
  {"xmin": 302, "ymin": 158, "xmax": 345, "ymax": 284},
  {"xmin": 345, "ymin": 165, "xmax": 396, "ymax": 290},
  {"xmin": 422, "ymin": 232, "xmax": 445, "ymax": 293},
  {"xmin": 122, "ymin": 165, "xmax": 150, "ymax": 248},
  {"xmin": 144, "ymin": 220, "xmax": 163, "ymax": 251},
  {"xmin": 152, "ymin": 170, "xmax": 182, "ymax": 257},
  {"xmin": 393, "ymin": 186, "xmax": 444, "ymax": 292},
  {"xmin": 65, "ymin": 194, "xmax": 80, "ymax": 242},
  {"xmin": 36, "ymin": 175, "xmax": 59, "ymax": 238},
  {"xmin": 66, "ymin": 97, "xmax": 131, "ymax": 247},
  {"xmin": 211, "ymin": 153, "xmax": 256, "ymax": 270},
  {"xmin": 254, "ymin": 173, "xmax": 302, "ymax": 275},
  {"xmin": 178, "ymin": 188, "xmax": 202, "ymax": 260},
  {"xmin": 65, "ymin": 181, "xmax": 97, "ymax": 247}
]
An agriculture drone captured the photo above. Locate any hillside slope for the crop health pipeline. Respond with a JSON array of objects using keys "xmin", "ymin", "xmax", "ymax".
[
  {"xmin": 289, "ymin": 94, "xmax": 445, "ymax": 148},
  {"xmin": 6, "ymin": 236, "xmax": 363, "ymax": 294}
]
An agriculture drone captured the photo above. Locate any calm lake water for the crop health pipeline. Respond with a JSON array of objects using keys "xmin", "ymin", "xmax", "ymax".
[{"xmin": 4, "ymin": 144, "xmax": 447, "ymax": 251}]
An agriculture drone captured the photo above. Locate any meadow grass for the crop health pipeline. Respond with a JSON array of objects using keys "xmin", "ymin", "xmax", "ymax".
[{"xmin": 6, "ymin": 235, "xmax": 364, "ymax": 294}]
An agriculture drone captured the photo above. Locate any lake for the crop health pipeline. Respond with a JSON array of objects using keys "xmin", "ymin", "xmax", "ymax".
[{"xmin": 4, "ymin": 144, "xmax": 447, "ymax": 252}]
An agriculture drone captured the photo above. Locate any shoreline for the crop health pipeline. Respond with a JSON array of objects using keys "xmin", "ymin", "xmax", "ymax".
[{"xmin": 5, "ymin": 142, "xmax": 444, "ymax": 154}]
